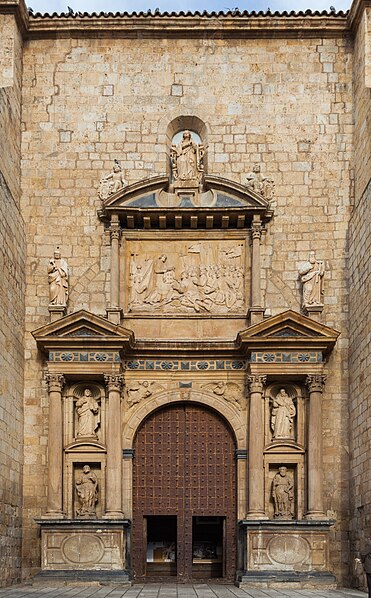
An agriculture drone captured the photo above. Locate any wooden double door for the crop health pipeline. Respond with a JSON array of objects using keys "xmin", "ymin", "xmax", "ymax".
[{"xmin": 132, "ymin": 403, "xmax": 237, "ymax": 581}]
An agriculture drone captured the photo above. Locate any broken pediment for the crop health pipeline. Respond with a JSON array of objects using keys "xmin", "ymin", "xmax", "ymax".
[
  {"xmin": 98, "ymin": 174, "xmax": 273, "ymax": 230},
  {"xmin": 32, "ymin": 309, "xmax": 135, "ymax": 354},
  {"xmin": 237, "ymin": 309, "xmax": 340, "ymax": 358}
]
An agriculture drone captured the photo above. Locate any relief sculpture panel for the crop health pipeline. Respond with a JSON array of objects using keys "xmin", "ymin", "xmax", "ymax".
[{"xmin": 126, "ymin": 240, "xmax": 246, "ymax": 315}]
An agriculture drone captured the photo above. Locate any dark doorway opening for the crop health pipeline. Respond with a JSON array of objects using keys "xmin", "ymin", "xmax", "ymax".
[
  {"xmin": 192, "ymin": 516, "xmax": 224, "ymax": 579},
  {"xmin": 146, "ymin": 515, "xmax": 177, "ymax": 577}
]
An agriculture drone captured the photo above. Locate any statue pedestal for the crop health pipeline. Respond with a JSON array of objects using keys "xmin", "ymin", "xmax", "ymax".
[
  {"xmin": 248, "ymin": 307, "xmax": 265, "ymax": 326},
  {"xmin": 106, "ymin": 306, "xmax": 122, "ymax": 325},
  {"xmin": 237, "ymin": 519, "xmax": 336, "ymax": 589},
  {"xmin": 35, "ymin": 518, "xmax": 131, "ymax": 582},
  {"xmin": 304, "ymin": 305, "xmax": 324, "ymax": 322},
  {"xmin": 48, "ymin": 305, "xmax": 66, "ymax": 322}
]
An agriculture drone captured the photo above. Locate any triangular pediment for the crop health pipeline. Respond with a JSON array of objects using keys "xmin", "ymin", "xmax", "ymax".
[
  {"xmin": 237, "ymin": 310, "xmax": 340, "ymax": 356},
  {"xmin": 32, "ymin": 310, "xmax": 134, "ymax": 353},
  {"xmin": 99, "ymin": 174, "xmax": 273, "ymax": 230}
]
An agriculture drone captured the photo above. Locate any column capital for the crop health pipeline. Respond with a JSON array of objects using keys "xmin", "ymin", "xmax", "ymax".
[
  {"xmin": 306, "ymin": 374, "xmax": 327, "ymax": 393},
  {"xmin": 247, "ymin": 375, "xmax": 267, "ymax": 394},
  {"xmin": 251, "ymin": 220, "xmax": 263, "ymax": 240},
  {"xmin": 45, "ymin": 373, "xmax": 65, "ymax": 393},
  {"xmin": 104, "ymin": 373, "xmax": 124, "ymax": 393},
  {"xmin": 109, "ymin": 227, "xmax": 121, "ymax": 242}
]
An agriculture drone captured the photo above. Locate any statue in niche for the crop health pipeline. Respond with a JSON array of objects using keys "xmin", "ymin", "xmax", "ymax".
[
  {"xmin": 47, "ymin": 247, "xmax": 69, "ymax": 306},
  {"xmin": 75, "ymin": 465, "xmax": 98, "ymax": 518},
  {"xmin": 245, "ymin": 164, "xmax": 275, "ymax": 200},
  {"xmin": 127, "ymin": 381, "xmax": 152, "ymax": 407},
  {"xmin": 170, "ymin": 130, "xmax": 204, "ymax": 183},
  {"xmin": 98, "ymin": 160, "xmax": 127, "ymax": 200},
  {"xmin": 75, "ymin": 388, "xmax": 100, "ymax": 438},
  {"xmin": 203, "ymin": 381, "xmax": 242, "ymax": 406},
  {"xmin": 298, "ymin": 251, "xmax": 325, "ymax": 308},
  {"xmin": 272, "ymin": 466, "xmax": 294, "ymax": 519},
  {"xmin": 271, "ymin": 388, "xmax": 296, "ymax": 439}
]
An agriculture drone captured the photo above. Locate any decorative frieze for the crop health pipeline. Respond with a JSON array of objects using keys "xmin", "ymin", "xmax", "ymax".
[
  {"xmin": 49, "ymin": 351, "xmax": 121, "ymax": 363},
  {"xmin": 124, "ymin": 359, "xmax": 246, "ymax": 371},
  {"xmin": 251, "ymin": 351, "xmax": 322, "ymax": 363}
]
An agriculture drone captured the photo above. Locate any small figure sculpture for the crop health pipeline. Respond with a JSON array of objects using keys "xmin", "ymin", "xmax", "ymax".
[
  {"xmin": 170, "ymin": 131, "xmax": 204, "ymax": 183},
  {"xmin": 47, "ymin": 247, "xmax": 69, "ymax": 306},
  {"xmin": 75, "ymin": 465, "xmax": 98, "ymax": 518},
  {"xmin": 272, "ymin": 466, "xmax": 294, "ymax": 519},
  {"xmin": 203, "ymin": 381, "xmax": 242, "ymax": 406},
  {"xmin": 271, "ymin": 388, "xmax": 296, "ymax": 439},
  {"xmin": 245, "ymin": 164, "xmax": 275, "ymax": 200},
  {"xmin": 298, "ymin": 251, "xmax": 325, "ymax": 309},
  {"xmin": 127, "ymin": 381, "xmax": 152, "ymax": 407},
  {"xmin": 75, "ymin": 388, "xmax": 100, "ymax": 438},
  {"xmin": 98, "ymin": 160, "xmax": 127, "ymax": 200}
]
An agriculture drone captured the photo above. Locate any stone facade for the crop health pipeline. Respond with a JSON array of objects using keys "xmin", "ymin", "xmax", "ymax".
[
  {"xmin": 0, "ymin": 10, "xmax": 25, "ymax": 589},
  {"xmin": 0, "ymin": 0, "xmax": 369, "ymax": 590}
]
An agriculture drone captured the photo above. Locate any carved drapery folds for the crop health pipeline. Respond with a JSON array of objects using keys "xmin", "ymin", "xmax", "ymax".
[
  {"xmin": 270, "ymin": 387, "xmax": 296, "ymax": 440},
  {"xmin": 99, "ymin": 160, "xmax": 128, "ymax": 200},
  {"xmin": 170, "ymin": 130, "xmax": 204, "ymax": 187},
  {"xmin": 272, "ymin": 466, "xmax": 294, "ymax": 519}
]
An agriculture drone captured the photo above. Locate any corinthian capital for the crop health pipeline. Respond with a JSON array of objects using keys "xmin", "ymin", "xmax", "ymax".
[
  {"xmin": 247, "ymin": 375, "xmax": 267, "ymax": 394},
  {"xmin": 45, "ymin": 373, "xmax": 65, "ymax": 393},
  {"xmin": 104, "ymin": 373, "xmax": 124, "ymax": 393},
  {"xmin": 306, "ymin": 374, "xmax": 327, "ymax": 393},
  {"xmin": 251, "ymin": 220, "xmax": 262, "ymax": 240},
  {"xmin": 110, "ymin": 227, "xmax": 121, "ymax": 242}
]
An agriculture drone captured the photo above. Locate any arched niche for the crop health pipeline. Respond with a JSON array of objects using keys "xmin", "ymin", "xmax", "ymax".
[{"xmin": 166, "ymin": 115, "xmax": 209, "ymax": 179}]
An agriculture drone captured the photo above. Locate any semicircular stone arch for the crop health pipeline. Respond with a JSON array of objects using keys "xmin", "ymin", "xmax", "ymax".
[{"xmin": 123, "ymin": 390, "xmax": 246, "ymax": 451}]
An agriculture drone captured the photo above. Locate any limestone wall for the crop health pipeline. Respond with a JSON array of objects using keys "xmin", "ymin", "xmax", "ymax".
[
  {"xmin": 0, "ymin": 13, "xmax": 25, "ymax": 588},
  {"xmin": 349, "ymin": 5, "xmax": 371, "ymax": 590},
  {"xmin": 21, "ymin": 32, "xmax": 353, "ymax": 582}
]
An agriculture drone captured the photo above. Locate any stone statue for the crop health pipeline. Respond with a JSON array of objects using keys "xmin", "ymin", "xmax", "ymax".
[
  {"xmin": 170, "ymin": 131, "xmax": 204, "ymax": 183},
  {"xmin": 47, "ymin": 247, "xmax": 69, "ymax": 306},
  {"xmin": 98, "ymin": 160, "xmax": 127, "ymax": 200},
  {"xmin": 272, "ymin": 466, "xmax": 294, "ymax": 519},
  {"xmin": 245, "ymin": 164, "xmax": 275, "ymax": 200},
  {"xmin": 271, "ymin": 388, "xmax": 296, "ymax": 439},
  {"xmin": 75, "ymin": 388, "xmax": 100, "ymax": 438},
  {"xmin": 75, "ymin": 465, "xmax": 98, "ymax": 517},
  {"xmin": 298, "ymin": 251, "xmax": 325, "ymax": 308}
]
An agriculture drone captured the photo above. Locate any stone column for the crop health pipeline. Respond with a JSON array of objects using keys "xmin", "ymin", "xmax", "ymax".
[
  {"xmin": 249, "ymin": 215, "xmax": 265, "ymax": 325},
  {"xmin": 306, "ymin": 374, "xmax": 327, "ymax": 519},
  {"xmin": 107, "ymin": 215, "xmax": 122, "ymax": 325},
  {"xmin": 45, "ymin": 373, "xmax": 65, "ymax": 517},
  {"xmin": 246, "ymin": 375, "xmax": 268, "ymax": 519},
  {"xmin": 104, "ymin": 374, "xmax": 124, "ymax": 518}
]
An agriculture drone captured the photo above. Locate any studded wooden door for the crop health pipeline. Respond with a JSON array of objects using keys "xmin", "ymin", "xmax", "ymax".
[{"xmin": 132, "ymin": 403, "xmax": 237, "ymax": 581}]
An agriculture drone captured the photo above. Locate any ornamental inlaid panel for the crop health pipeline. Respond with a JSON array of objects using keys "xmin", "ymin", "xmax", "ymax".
[{"xmin": 126, "ymin": 239, "xmax": 248, "ymax": 315}]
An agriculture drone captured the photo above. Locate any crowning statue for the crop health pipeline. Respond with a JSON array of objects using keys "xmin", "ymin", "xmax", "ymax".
[
  {"xmin": 272, "ymin": 466, "xmax": 294, "ymax": 519},
  {"xmin": 47, "ymin": 247, "xmax": 69, "ymax": 306},
  {"xmin": 98, "ymin": 160, "xmax": 128, "ymax": 200},
  {"xmin": 245, "ymin": 164, "xmax": 275, "ymax": 200},
  {"xmin": 75, "ymin": 388, "xmax": 100, "ymax": 438},
  {"xmin": 75, "ymin": 465, "xmax": 98, "ymax": 518},
  {"xmin": 170, "ymin": 130, "xmax": 204, "ymax": 184},
  {"xmin": 298, "ymin": 251, "xmax": 325, "ymax": 309},
  {"xmin": 271, "ymin": 388, "xmax": 296, "ymax": 439}
]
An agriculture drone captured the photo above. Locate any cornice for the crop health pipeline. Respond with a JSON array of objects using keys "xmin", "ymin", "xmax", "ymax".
[
  {"xmin": 348, "ymin": 0, "xmax": 371, "ymax": 32},
  {"xmin": 0, "ymin": 0, "xmax": 29, "ymax": 35}
]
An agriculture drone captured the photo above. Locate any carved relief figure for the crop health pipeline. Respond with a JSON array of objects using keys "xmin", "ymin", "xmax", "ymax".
[
  {"xmin": 127, "ymin": 381, "xmax": 152, "ymax": 407},
  {"xmin": 47, "ymin": 247, "xmax": 69, "ymax": 306},
  {"xmin": 271, "ymin": 388, "xmax": 296, "ymax": 439},
  {"xmin": 75, "ymin": 465, "xmax": 98, "ymax": 517},
  {"xmin": 127, "ymin": 241, "xmax": 245, "ymax": 314},
  {"xmin": 272, "ymin": 466, "xmax": 294, "ymax": 519},
  {"xmin": 98, "ymin": 160, "xmax": 127, "ymax": 200},
  {"xmin": 245, "ymin": 164, "xmax": 275, "ymax": 200},
  {"xmin": 170, "ymin": 131, "xmax": 204, "ymax": 183},
  {"xmin": 203, "ymin": 381, "xmax": 242, "ymax": 406},
  {"xmin": 75, "ymin": 388, "xmax": 100, "ymax": 438},
  {"xmin": 298, "ymin": 251, "xmax": 325, "ymax": 308}
]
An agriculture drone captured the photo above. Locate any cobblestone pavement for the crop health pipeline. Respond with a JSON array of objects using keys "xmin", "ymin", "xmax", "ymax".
[{"xmin": 0, "ymin": 584, "xmax": 367, "ymax": 598}]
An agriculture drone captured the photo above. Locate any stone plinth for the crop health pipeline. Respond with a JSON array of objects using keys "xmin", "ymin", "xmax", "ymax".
[
  {"xmin": 35, "ymin": 519, "xmax": 130, "ymax": 582},
  {"xmin": 237, "ymin": 519, "xmax": 336, "ymax": 589}
]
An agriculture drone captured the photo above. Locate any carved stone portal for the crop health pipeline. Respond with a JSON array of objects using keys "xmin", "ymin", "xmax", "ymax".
[{"xmin": 127, "ymin": 240, "xmax": 245, "ymax": 314}]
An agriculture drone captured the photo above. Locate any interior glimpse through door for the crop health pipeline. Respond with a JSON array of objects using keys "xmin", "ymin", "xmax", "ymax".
[
  {"xmin": 192, "ymin": 516, "xmax": 224, "ymax": 579},
  {"xmin": 146, "ymin": 515, "xmax": 177, "ymax": 577}
]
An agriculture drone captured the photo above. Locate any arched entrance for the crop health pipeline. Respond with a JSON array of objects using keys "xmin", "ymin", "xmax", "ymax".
[{"xmin": 132, "ymin": 403, "xmax": 237, "ymax": 581}]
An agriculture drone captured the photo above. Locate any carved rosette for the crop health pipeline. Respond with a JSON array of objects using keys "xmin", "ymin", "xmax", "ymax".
[
  {"xmin": 104, "ymin": 374, "xmax": 124, "ymax": 393},
  {"xmin": 45, "ymin": 373, "xmax": 65, "ymax": 393},
  {"xmin": 247, "ymin": 375, "xmax": 267, "ymax": 394},
  {"xmin": 306, "ymin": 374, "xmax": 326, "ymax": 393}
]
